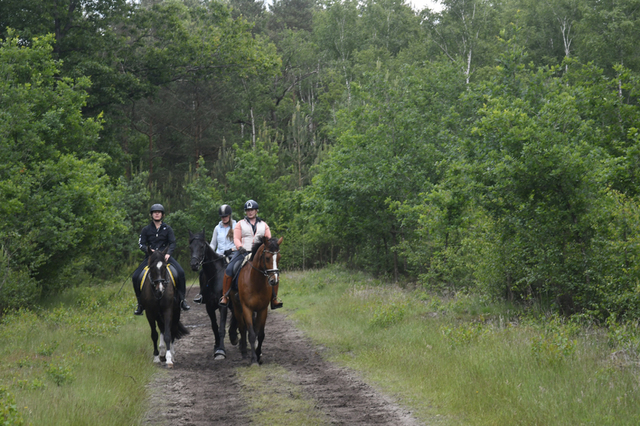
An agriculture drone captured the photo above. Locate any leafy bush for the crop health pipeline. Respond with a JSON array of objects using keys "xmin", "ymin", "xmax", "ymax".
[{"xmin": 0, "ymin": 387, "xmax": 25, "ymax": 425}]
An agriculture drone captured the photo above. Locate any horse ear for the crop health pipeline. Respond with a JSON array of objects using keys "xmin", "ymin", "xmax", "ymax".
[
  {"xmin": 146, "ymin": 246, "xmax": 153, "ymax": 256},
  {"xmin": 202, "ymin": 227, "xmax": 205, "ymax": 236},
  {"xmin": 161, "ymin": 246, "xmax": 169, "ymax": 256},
  {"xmin": 277, "ymin": 237, "xmax": 283, "ymax": 245},
  {"xmin": 189, "ymin": 230, "xmax": 193, "ymax": 238}
]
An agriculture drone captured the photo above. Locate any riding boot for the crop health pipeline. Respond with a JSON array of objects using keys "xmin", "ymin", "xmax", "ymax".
[
  {"xmin": 180, "ymin": 292, "xmax": 191, "ymax": 311},
  {"xmin": 133, "ymin": 274, "xmax": 144, "ymax": 316},
  {"xmin": 219, "ymin": 274, "xmax": 232, "ymax": 307},
  {"xmin": 271, "ymin": 284, "xmax": 283, "ymax": 310},
  {"xmin": 134, "ymin": 297, "xmax": 144, "ymax": 316}
]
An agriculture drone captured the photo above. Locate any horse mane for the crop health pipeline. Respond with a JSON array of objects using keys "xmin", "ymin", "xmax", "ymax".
[
  {"xmin": 250, "ymin": 236, "xmax": 279, "ymax": 258},
  {"xmin": 148, "ymin": 249, "xmax": 166, "ymax": 266}
]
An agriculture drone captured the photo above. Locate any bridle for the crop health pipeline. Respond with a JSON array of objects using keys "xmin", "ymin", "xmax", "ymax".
[
  {"xmin": 148, "ymin": 261, "xmax": 169, "ymax": 300},
  {"xmin": 250, "ymin": 244, "xmax": 280, "ymax": 286},
  {"xmin": 189, "ymin": 234, "xmax": 226, "ymax": 269}
]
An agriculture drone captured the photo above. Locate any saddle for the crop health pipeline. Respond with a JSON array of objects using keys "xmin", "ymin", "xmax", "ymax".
[
  {"xmin": 139, "ymin": 264, "xmax": 177, "ymax": 290},
  {"xmin": 231, "ymin": 253, "xmax": 252, "ymax": 291}
]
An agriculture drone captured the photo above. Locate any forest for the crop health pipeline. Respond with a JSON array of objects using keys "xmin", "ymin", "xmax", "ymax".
[{"xmin": 2, "ymin": 0, "xmax": 640, "ymax": 321}]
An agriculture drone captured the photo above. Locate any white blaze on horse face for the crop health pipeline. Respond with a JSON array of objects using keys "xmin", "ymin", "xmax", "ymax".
[
  {"xmin": 156, "ymin": 261, "xmax": 163, "ymax": 270},
  {"xmin": 272, "ymin": 253, "xmax": 279, "ymax": 281}
]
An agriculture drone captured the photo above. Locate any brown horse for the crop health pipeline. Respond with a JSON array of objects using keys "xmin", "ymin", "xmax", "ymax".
[{"xmin": 229, "ymin": 236, "xmax": 282, "ymax": 365}]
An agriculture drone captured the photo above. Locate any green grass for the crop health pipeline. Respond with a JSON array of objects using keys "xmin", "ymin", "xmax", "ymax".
[
  {"xmin": 280, "ymin": 265, "xmax": 640, "ymax": 425},
  {"xmin": 0, "ymin": 283, "xmax": 155, "ymax": 425}
]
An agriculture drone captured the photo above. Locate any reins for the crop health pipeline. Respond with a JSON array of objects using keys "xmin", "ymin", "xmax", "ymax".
[{"xmin": 248, "ymin": 246, "xmax": 280, "ymax": 278}]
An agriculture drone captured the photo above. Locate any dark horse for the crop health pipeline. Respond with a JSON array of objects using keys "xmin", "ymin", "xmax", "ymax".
[
  {"xmin": 230, "ymin": 236, "xmax": 283, "ymax": 365},
  {"xmin": 140, "ymin": 246, "xmax": 190, "ymax": 367},
  {"xmin": 188, "ymin": 229, "xmax": 238, "ymax": 359}
]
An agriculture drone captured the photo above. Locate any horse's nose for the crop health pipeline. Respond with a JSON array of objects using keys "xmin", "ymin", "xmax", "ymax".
[{"xmin": 190, "ymin": 259, "xmax": 200, "ymax": 271}]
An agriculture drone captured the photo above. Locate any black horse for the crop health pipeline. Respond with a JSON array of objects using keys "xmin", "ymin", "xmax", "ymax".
[
  {"xmin": 140, "ymin": 246, "xmax": 190, "ymax": 368},
  {"xmin": 188, "ymin": 229, "xmax": 238, "ymax": 359}
]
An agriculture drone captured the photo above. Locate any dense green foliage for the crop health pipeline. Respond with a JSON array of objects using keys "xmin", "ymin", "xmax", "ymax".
[{"xmin": 2, "ymin": 0, "xmax": 640, "ymax": 320}]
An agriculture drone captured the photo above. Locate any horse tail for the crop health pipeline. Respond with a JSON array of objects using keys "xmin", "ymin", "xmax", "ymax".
[{"xmin": 172, "ymin": 321, "xmax": 190, "ymax": 340}]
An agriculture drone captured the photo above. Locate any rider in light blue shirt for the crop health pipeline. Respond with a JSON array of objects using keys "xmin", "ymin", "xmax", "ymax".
[
  {"xmin": 193, "ymin": 204, "xmax": 236, "ymax": 303},
  {"xmin": 210, "ymin": 204, "xmax": 237, "ymax": 255}
]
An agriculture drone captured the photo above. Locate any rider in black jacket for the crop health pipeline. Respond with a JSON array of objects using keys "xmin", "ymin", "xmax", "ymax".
[{"xmin": 132, "ymin": 204, "xmax": 190, "ymax": 315}]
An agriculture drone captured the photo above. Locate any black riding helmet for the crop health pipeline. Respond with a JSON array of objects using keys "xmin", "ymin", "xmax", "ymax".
[
  {"xmin": 218, "ymin": 204, "xmax": 232, "ymax": 217},
  {"xmin": 150, "ymin": 203, "xmax": 165, "ymax": 214},
  {"xmin": 244, "ymin": 200, "xmax": 258, "ymax": 210}
]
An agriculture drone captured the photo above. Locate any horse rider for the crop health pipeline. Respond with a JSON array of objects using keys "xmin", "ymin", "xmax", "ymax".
[
  {"xmin": 219, "ymin": 199, "xmax": 283, "ymax": 310},
  {"xmin": 132, "ymin": 203, "xmax": 191, "ymax": 315},
  {"xmin": 193, "ymin": 204, "xmax": 237, "ymax": 304}
]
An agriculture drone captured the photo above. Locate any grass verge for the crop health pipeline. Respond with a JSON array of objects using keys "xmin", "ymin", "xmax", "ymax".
[
  {"xmin": 0, "ymin": 283, "xmax": 155, "ymax": 425},
  {"xmin": 280, "ymin": 265, "xmax": 640, "ymax": 425}
]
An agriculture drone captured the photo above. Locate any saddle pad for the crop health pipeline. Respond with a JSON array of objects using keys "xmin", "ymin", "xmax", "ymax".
[{"xmin": 140, "ymin": 265, "xmax": 177, "ymax": 290}]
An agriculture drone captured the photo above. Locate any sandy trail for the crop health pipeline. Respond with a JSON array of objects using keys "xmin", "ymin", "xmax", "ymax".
[{"xmin": 142, "ymin": 288, "xmax": 423, "ymax": 425}]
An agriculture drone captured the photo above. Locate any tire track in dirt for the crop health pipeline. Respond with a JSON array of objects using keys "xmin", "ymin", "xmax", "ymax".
[{"xmin": 142, "ymin": 288, "xmax": 424, "ymax": 425}]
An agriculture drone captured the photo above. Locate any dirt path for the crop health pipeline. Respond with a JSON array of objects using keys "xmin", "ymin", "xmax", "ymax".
[{"xmin": 142, "ymin": 288, "xmax": 424, "ymax": 425}]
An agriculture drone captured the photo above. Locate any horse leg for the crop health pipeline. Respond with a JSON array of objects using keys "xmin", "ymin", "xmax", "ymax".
[
  {"xmin": 163, "ymin": 309, "xmax": 174, "ymax": 368},
  {"xmin": 228, "ymin": 306, "xmax": 239, "ymax": 346},
  {"xmin": 206, "ymin": 302, "xmax": 223, "ymax": 360},
  {"xmin": 243, "ymin": 306, "xmax": 259, "ymax": 365},
  {"xmin": 214, "ymin": 304, "xmax": 227, "ymax": 360},
  {"xmin": 254, "ymin": 309, "xmax": 268, "ymax": 365},
  {"xmin": 147, "ymin": 315, "xmax": 160, "ymax": 363}
]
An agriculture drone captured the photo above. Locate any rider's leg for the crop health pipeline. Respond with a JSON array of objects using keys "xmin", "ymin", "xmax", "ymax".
[
  {"xmin": 169, "ymin": 259, "xmax": 190, "ymax": 311},
  {"xmin": 193, "ymin": 270, "xmax": 204, "ymax": 303},
  {"xmin": 271, "ymin": 283, "xmax": 283, "ymax": 309},
  {"xmin": 219, "ymin": 274, "xmax": 232, "ymax": 307},
  {"xmin": 220, "ymin": 252, "xmax": 241, "ymax": 306},
  {"xmin": 132, "ymin": 260, "xmax": 147, "ymax": 316}
]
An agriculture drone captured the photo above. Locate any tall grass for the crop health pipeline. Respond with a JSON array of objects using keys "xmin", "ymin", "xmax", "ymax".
[
  {"xmin": 0, "ymin": 283, "xmax": 155, "ymax": 425},
  {"xmin": 281, "ymin": 265, "xmax": 640, "ymax": 425}
]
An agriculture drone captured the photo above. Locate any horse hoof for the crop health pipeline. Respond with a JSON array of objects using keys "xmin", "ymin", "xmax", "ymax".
[
  {"xmin": 153, "ymin": 356, "xmax": 161, "ymax": 363},
  {"xmin": 160, "ymin": 356, "xmax": 166, "ymax": 363},
  {"xmin": 166, "ymin": 362, "xmax": 173, "ymax": 369},
  {"xmin": 214, "ymin": 349, "xmax": 226, "ymax": 360},
  {"xmin": 230, "ymin": 336, "xmax": 238, "ymax": 346}
]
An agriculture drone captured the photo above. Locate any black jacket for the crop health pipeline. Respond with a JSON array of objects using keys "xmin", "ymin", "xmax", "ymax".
[{"xmin": 138, "ymin": 221, "xmax": 176, "ymax": 256}]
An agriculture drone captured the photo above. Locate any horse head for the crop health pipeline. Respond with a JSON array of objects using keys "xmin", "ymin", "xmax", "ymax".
[
  {"xmin": 147, "ymin": 246, "xmax": 169, "ymax": 298},
  {"xmin": 254, "ymin": 236, "xmax": 283, "ymax": 287},
  {"xmin": 188, "ymin": 228, "xmax": 207, "ymax": 272}
]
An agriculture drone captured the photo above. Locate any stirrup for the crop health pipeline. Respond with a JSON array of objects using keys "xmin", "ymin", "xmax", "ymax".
[
  {"xmin": 193, "ymin": 294, "xmax": 203, "ymax": 304},
  {"xmin": 134, "ymin": 304, "xmax": 144, "ymax": 316},
  {"xmin": 219, "ymin": 296, "xmax": 228, "ymax": 307},
  {"xmin": 270, "ymin": 298, "xmax": 283, "ymax": 310}
]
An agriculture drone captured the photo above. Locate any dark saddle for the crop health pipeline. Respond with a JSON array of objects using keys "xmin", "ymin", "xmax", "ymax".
[{"xmin": 231, "ymin": 253, "xmax": 251, "ymax": 291}]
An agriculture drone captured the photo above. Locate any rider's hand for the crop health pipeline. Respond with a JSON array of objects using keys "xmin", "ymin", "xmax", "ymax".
[
  {"xmin": 224, "ymin": 249, "xmax": 233, "ymax": 257},
  {"xmin": 237, "ymin": 247, "xmax": 247, "ymax": 255},
  {"xmin": 164, "ymin": 254, "xmax": 170, "ymax": 262}
]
